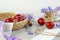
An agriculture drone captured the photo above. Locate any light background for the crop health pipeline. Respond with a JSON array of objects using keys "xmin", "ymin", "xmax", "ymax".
[
  {"xmin": 0, "ymin": 0, "xmax": 60, "ymax": 20},
  {"xmin": 0, "ymin": 0, "xmax": 60, "ymax": 40}
]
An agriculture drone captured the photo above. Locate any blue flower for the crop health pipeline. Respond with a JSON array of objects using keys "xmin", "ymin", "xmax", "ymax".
[
  {"xmin": 0, "ymin": 21, "xmax": 5, "ymax": 27},
  {"xmin": 41, "ymin": 7, "xmax": 54, "ymax": 13},
  {"xmin": 4, "ymin": 36, "xmax": 21, "ymax": 40},
  {"xmin": 55, "ymin": 6, "xmax": 60, "ymax": 11},
  {"xmin": 28, "ymin": 14, "xmax": 34, "ymax": 20},
  {"xmin": 41, "ymin": 8, "xmax": 48, "ymax": 13},
  {"xmin": 48, "ymin": 7, "xmax": 52, "ymax": 11},
  {"xmin": 56, "ymin": 22, "xmax": 60, "ymax": 28},
  {"xmin": 28, "ymin": 30, "xmax": 34, "ymax": 35}
]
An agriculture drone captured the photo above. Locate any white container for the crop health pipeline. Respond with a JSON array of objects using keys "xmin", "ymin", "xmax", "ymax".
[{"xmin": 3, "ymin": 23, "xmax": 13, "ymax": 36}]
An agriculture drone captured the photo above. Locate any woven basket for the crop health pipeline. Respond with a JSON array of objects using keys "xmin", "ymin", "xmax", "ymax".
[
  {"xmin": 0, "ymin": 12, "xmax": 29, "ymax": 30},
  {"xmin": 13, "ymin": 17, "xmax": 28, "ymax": 30}
]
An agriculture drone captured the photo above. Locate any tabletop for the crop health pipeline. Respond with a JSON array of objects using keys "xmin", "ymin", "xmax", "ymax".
[{"xmin": 11, "ymin": 22, "xmax": 60, "ymax": 40}]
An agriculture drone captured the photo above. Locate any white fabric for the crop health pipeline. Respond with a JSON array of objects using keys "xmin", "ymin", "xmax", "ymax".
[
  {"xmin": 0, "ymin": 21, "xmax": 5, "ymax": 40},
  {"xmin": 31, "ymin": 28, "xmax": 60, "ymax": 40},
  {"xmin": 55, "ymin": 11, "xmax": 60, "ymax": 20}
]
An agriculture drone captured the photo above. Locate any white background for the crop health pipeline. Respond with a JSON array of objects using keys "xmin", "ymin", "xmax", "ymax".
[
  {"xmin": 0, "ymin": 0, "xmax": 60, "ymax": 20},
  {"xmin": 0, "ymin": 0, "xmax": 60, "ymax": 40}
]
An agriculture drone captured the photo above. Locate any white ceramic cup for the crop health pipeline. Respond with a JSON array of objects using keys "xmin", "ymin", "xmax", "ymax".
[{"xmin": 3, "ymin": 23, "xmax": 13, "ymax": 36}]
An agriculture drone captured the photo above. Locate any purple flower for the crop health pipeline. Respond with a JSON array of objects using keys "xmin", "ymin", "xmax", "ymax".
[
  {"xmin": 41, "ymin": 8, "xmax": 48, "ymax": 13},
  {"xmin": 56, "ymin": 22, "xmax": 60, "ymax": 28},
  {"xmin": 41, "ymin": 7, "xmax": 54, "ymax": 13},
  {"xmin": 0, "ymin": 21, "xmax": 4, "ymax": 27},
  {"xmin": 23, "ymin": 15, "xmax": 27, "ymax": 20},
  {"xmin": 28, "ymin": 30, "xmax": 34, "ymax": 35},
  {"xmin": 10, "ymin": 36, "xmax": 16, "ymax": 40},
  {"xmin": 28, "ymin": 14, "xmax": 34, "ymax": 20},
  {"xmin": 55, "ymin": 6, "xmax": 60, "ymax": 11},
  {"xmin": 4, "ymin": 36, "xmax": 21, "ymax": 40},
  {"xmin": 48, "ymin": 7, "xmax": 54, "ymax": 13},
  {"xmin": 48, "ymin": 7, "xmax": 52, "ymax": 11},
  {"xmin": 0, "ymin": 21, "xmax": 5, "ymax": 31},
  {"xmin": 22, "ymin": 14, "xmax": 34, "ymax": 20}
]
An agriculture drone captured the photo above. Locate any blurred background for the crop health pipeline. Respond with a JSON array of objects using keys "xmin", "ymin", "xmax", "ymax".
[{"xmin": 0, "ymin": 0, "xmax": 60, "ymax": 20}]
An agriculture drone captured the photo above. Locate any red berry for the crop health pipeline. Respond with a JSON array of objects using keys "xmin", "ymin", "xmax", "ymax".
[
  {"xmin": 46, "ymin": 21, "xmax": 54, "ymax": 29},
  {"xmin": 5, "ymin": 18, "xmax": 13, "ymax": 22},
  {"xmin": 14, "ymin": 14, "xmax": 23, "ymax": 22},
  {"xmin": 38, "ymin": 18, "xmax": 45, "ymax": 25},
  {"xmin": 28, "ymin": 23, "xmax": 32, "ymax": 26}
]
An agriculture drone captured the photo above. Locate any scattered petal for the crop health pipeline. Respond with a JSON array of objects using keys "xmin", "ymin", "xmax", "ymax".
[
  {"xmin": 4, "ymin": 36, "xmax": 21, "ymax": 40},
  {"xmin": 28, "ymin": 30, "xmax": 34, "ymax": 35},
  {"xmin": 56, "ymin": 22, "xmax": 60, "ymax": 28}
]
